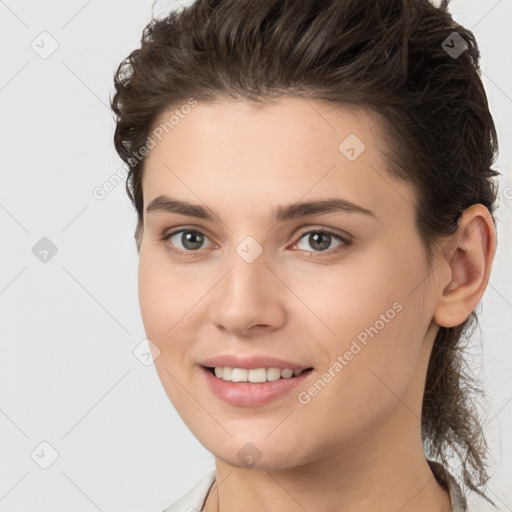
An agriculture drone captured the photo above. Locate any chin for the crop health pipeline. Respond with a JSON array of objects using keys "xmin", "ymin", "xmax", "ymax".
[{"xmin": 197, "ymin": 431, "xmax": 308, "ymax": 471}]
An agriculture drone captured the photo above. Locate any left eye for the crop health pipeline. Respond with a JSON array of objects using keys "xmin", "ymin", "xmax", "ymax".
[{"xmin": 292, "ymin": 230, "xmax": 351, "ymax": 253}]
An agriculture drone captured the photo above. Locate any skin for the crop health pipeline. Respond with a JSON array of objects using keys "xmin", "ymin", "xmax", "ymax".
[{"xmin": 138, "ymin": 96, "xmax": 496, "ymax": 512}]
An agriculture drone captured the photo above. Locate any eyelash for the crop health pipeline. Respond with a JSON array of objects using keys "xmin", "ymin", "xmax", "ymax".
[{"xmin": 161, "ymin": 227, "xmax": 352, "ymax": 258}]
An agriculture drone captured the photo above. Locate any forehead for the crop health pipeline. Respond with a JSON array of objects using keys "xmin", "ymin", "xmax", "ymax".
[{"xmin": 142, "ymin": 96, "xmax": 415, "ymax": 224}]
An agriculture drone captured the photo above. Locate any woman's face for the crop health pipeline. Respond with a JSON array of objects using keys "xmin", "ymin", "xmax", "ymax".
[{"xmin": 138, "ymin": 97, "xmax": 441, "ymax": 469}]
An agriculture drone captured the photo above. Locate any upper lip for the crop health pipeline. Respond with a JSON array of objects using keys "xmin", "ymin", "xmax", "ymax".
[{"xmin": 200, "ymin": 355, "xmax": 313, "ymax": 371}]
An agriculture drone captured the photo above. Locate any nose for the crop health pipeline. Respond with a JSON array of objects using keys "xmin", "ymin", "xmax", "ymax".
[{"xmin": 209, "ymin": 247, "xmax": 287, "ymax": 336}]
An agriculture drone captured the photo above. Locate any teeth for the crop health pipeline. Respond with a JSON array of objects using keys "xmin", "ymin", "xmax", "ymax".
[
  {"xmin": 213, "ymin": 366, "xmax": 307, "ymax": 382},
  {"xmin": 231, "ymin": 368, "xmax": 248, "ymax": 382},
  {"xmin": 248, "ymin": 368, "xmax": 267, "ymax": 383}
]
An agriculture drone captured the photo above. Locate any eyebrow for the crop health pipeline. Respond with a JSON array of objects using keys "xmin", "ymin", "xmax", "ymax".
[{"xmin": 146, "ymin": 195, "xmax": 376, "ymax": 222}]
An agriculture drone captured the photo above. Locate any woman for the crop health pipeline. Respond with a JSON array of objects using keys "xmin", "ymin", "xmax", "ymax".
[{"xmin": 111, "ymin": 0, "xmax": 500, "ymax": 510}]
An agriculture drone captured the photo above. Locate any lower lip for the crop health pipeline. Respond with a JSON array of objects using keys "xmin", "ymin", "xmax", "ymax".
[{"xmin": 201, "ymin": 366, "xmax": 313, "ymax": 407}]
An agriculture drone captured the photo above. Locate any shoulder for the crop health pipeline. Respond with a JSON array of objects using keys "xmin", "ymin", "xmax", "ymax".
[{"xmin": 161, "ymin": 470, "xmax": 216, "ymax": 512}]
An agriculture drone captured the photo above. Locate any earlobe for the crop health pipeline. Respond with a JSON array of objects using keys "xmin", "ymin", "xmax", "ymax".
[{"xmin": 434, "ymin": 204, "xmax": 497, "ymax": 328}]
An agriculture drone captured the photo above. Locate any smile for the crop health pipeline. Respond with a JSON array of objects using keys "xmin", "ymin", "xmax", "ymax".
[{"xmin": 201, "ymin": 366, "xmax": 314, "ymax": 407}]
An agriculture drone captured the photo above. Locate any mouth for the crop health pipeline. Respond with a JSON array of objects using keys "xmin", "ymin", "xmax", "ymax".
[
  {"xmin": 201, "ymin": 364, "xmax": 315, "ymax": 407},
  {"xmin": 203, "ymin": 365, "xmax": 314, "ymax": 383}
]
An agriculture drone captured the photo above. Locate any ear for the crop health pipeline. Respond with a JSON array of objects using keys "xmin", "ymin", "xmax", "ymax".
[{"xmin": 433, "ymin": 204, "xmax": 497, "ymax": 328}]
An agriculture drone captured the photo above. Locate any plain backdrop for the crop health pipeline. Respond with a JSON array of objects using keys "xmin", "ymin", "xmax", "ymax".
[{"xmin": 1, "ymin": 0, "xmax": 511, "ymax": 510}]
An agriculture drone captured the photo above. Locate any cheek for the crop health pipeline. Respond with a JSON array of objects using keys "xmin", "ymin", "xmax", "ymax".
[
  {"xmin": 137, "ymin": 251, "xmax": 210, "ymax": 375},
  {"xmin": 138, "ymin": 255, "xmax": 167, "ymax": 338},
  {"xmin": 298, "ymin": 242, "xmax": 429, "ymax": 393},
  {"xmin": 137, "ymin": 254, "xmax": 191, "ymax": 382},
  {"xmin": 138, "ymin": 254, "xmax": 197, "ymax": 406},
  {"xmin": 290, "ymin": 244, "xmax": 421, "ymax": 343},
  {"xmin": 294, "ymin": 299, "xmax": 426, "ymax": 450},
  {"xmin": 138, "ymin": 250, "xmax": 195, "ymax": 338}
]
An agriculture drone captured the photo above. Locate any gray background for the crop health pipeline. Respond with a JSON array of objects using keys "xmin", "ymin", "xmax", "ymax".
[{"xmin": 1, "ymin": 0, "xmax": 511, "ymax": 510}]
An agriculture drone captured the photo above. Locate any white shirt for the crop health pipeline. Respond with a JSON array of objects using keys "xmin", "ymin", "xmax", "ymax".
[{"xmin": 161, "ymin": 460, "xmax": 467, "ymax": 512}]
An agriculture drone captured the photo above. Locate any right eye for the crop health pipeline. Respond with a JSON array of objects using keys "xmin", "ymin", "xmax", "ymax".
[{"xmin": 162, "ymin": 228, "xmax": 213, "ymax": 256}]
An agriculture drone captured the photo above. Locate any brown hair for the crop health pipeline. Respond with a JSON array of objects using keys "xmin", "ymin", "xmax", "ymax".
[{"xmin": 111, "ymin": 0, "xmax": 500, "ymax": 505}]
